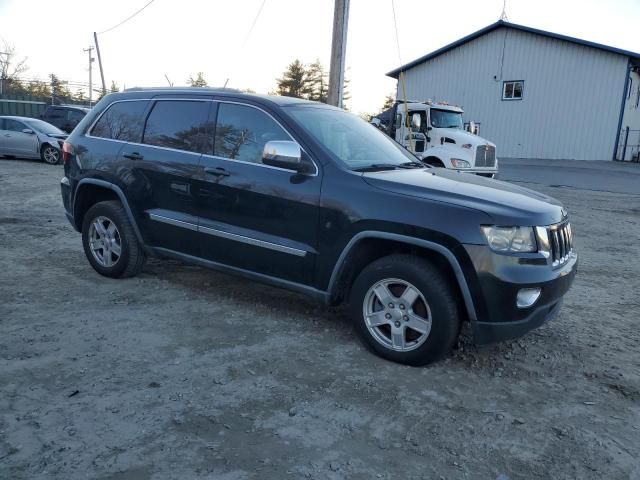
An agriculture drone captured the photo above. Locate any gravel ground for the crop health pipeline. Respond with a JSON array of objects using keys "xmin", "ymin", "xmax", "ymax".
[{"xmin": 1, "ymin": 159, "xmax": 639, "ymax": 480}]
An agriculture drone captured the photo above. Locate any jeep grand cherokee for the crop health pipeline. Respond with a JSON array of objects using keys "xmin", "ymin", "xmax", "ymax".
[{"xmin": 60, "ymin": 88, "xmax": 577, "ymax": 365}]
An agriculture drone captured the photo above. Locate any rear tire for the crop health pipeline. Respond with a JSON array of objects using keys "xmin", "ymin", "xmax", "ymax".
[
  {"xmin": 349, "ymin": 254, "xmax": 460, "ymax": 366},
  {"xmin": 81, "ymin": 200, "xmax": 145, "ymax": 278}
]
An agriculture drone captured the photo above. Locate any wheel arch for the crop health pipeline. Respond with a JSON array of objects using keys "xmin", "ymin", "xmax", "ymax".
[
  {"xmin": 327, "ymin": 231, "xmax": 477, "ymax": 324},
  {"xmin": 423, "ymin": 155, "xmax": 445, "ymax": 167},
  {"xmin": 73, "ymin": 179, "xmax": 144, "ymax": 245}
]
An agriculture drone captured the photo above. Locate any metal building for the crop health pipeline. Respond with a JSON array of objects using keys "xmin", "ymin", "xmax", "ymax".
[{"xmin": 387, "ymin": 21, "xmax": 640, "ymax": 161}]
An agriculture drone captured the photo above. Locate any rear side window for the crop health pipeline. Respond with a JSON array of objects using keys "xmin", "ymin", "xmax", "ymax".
[
  {"xmin": 90, "ymin": 100, "xmax": 149, "ymax": 142},
  {"xmin": 214, "ymin": 103, "xmax": 289, "ymax": 163},
  {"xmin": 67, "ymin": 110, "xmax": 85, "ymax": 123},
  {"xmin": 142, "ymin": 100, "xmax": 210, "ymax": 153},
  {"xmin": 45, "ymin": 108, "xmax": 65, "ymax": 119},
  {"xmin": 3, "ymin": 119, "xmax": 26, "ymax": 132}
]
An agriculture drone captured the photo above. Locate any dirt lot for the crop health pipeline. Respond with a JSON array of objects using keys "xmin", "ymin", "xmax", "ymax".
[{"xmin": 1, "ymin": 158, "xmax": 639, "ymax": 480}]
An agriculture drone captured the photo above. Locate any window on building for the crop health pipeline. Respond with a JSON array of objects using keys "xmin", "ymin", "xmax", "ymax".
[
  {"xmin": 636, "ymin": 84, "xmax": 640, "ymax": 109},
  {"xmin": 502, "ymin": 80, "xmax": 524, "ymax": 100},
  {"xmin": 143, "ymin": 100, "xmax": 209, "ymax": 153},
  {"xmin": 91, "ymin": 100, "xmax": 149, "ymax": 142},
  {"xmin": 628, "ymin": 78, "xmax": 633, "ymax": 100}
]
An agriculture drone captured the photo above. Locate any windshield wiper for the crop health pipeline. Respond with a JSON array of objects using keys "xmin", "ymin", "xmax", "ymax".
[
  {"xmin": 352, "ymin": 164, "xmax": 402, "ymax": 172},
  {"xmin": 398, "ymin": 161, "xmax": 425, "ymax": 169}
]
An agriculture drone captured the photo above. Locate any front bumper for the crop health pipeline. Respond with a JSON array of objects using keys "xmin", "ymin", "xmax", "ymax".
[{"xmin": 462, "ymin": 244, "xmax": 578, "ymax": 344}]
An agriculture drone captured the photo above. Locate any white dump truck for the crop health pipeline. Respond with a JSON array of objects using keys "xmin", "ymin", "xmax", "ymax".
[{"xmin": 372, "ymin": 101, "xmax": 498, "ymax": 177}]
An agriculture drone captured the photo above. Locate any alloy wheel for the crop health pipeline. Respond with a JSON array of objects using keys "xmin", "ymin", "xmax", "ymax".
[
  {"xmin": 43, "ymin": 146, "xmax": 59, "ymax": 164},
  {"xmin": 88, "ymin": 216, "xmax": 122, "ymax": 267},
  {"xmin": 362, "ymin": 278, "xmax": 432, "ymax": 352}
]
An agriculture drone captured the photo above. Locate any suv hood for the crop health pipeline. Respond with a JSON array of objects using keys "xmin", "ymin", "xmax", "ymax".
[{"xmin": 362, "ymin": 168, "xmax": 564, "ymax": 226}]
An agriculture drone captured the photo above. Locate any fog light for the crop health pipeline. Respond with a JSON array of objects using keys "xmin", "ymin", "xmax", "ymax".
[{"xmin": 517, "ymin": 288, "xmax": 541, "ymax": 308}]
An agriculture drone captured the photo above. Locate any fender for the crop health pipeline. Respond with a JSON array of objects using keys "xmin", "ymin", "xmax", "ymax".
[
  {"xmin": 422, "ymin": 145, "xmax": 472, "ymax": 168},
  {"xmin": 73, "ymin": 178, "xmax": 145, "ymax": 245},
  {"xmin": 327, "ymin": 231, "xmax": 478, "ymax": 323}
]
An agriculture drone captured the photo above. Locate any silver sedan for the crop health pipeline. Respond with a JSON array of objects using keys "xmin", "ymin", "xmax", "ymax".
[{"xmin": 0, "ymin": 116, "xmax": 67, "ymax": 165}]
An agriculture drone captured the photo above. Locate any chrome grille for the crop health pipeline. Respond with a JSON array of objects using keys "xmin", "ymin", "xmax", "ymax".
[
  {"xmin": 475, "ymin": 145, "xmax": 496, "ymax": 167},
  {"xmin": 548, "ymin": 222, "xmax": 573, "ymax": 267}
]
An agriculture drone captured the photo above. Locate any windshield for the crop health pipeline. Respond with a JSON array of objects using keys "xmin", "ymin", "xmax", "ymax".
[
  {"xmin": 287, "ymin": 106, "xmax": 418, "ymax": 170},
  {"xmin": 24, "ymin": 119, "xmax": 65, "ymax": 135},
  {"xmin": 430, "ymin": 109, "xmax": 463, "ymax": 129}
]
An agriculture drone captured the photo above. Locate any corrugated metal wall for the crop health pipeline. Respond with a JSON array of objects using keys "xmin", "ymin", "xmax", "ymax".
[
  {"xmin": 399, "ymin": 27, "xmax": 629, "ymax": 161},
  {"xmin": 0, "ymin": 94, "xmax": 49, "ymax": 118}
]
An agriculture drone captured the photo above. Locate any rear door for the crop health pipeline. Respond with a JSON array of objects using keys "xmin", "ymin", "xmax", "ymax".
[
  {"xmin": 195, "ymin": 101, "xmax": 321, "ymax": 285},
  {"xmin": 118, "ymin": 98, "xmax": 211, "ymax": 256}
]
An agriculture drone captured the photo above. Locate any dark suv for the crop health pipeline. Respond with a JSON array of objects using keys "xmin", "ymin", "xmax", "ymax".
[
  {"xmin": 60, "ymin": 88, "xmax": 577, "ymax": 365},
  {"xmin": 42, "ymin": 105, "xmax": 90, "ymax": 133}
]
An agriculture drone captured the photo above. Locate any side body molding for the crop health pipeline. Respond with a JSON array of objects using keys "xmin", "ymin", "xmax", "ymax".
[
  {"xmin": 327, "ymin": 231, "xmax": 478, "ymax": 323},
  {"xmin": 73, "ymin": 178, "xmax": 145, "ymax": 245}
]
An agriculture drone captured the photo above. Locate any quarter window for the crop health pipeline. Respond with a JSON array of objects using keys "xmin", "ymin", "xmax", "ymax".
[
  {"xmin": 214, "ymin": 103, "xmax": 290, "ymax": 164},
  {"xmin": 143, "ymin": 100, "xmax": 210, "ymax": 153},
  {"xmin": 502, "ymin": 80, "xmax": 524, "ymax": 100},
  {"xmin": 91, "ymin": 100, "xmax": 149, "ymax": 142}
]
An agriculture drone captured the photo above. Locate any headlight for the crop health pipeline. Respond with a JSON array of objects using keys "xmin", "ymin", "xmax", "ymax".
[
  {"xmin": 451, "ymin": 158, "xmax": 470, "ymax": 168},
  {"xmin": 461, "ymin": 143, "xmax": 472, "ymax": 149},
  {"xmin": 481, "ymin": 226, "xmax": 537, "ymax": 253}
]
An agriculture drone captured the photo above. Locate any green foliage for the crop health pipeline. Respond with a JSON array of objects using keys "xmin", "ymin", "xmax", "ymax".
[
  {"xmin": 275, "ymin": 60, "xmax": 311, "ymax": 99},
  {"xmin": 274, "ymin": 59, "xmax": 349, "ymax": 109},
  {"xmin": 382, "ymin": 93, "xmax": 395, "ymax": 110},
  {"xmin": 306, "ymin": 59, "xmax": 328, "ymax": 103},
  {"xmin": 110, "ymin": 80, "xmax": 120, "ymax": 93},
  {"xmin": 188, "ymin": 72, "xmax": 208, "ymax": 87}
]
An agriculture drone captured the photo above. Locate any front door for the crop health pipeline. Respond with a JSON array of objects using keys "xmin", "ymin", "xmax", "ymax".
[
  {"xmin": 195, "ymin": 101, "xmax": 321, "ymax": 285},
  {"xmin": 1, "ymin": 118, "xmax": 38, "ymax": 157}
]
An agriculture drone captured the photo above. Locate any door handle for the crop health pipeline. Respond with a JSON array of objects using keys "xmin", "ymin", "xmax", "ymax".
[
  {"xmin": 204, "ymin": 167, "xmax": 230, "ymax": 177},
  {"xmin": 122, "ymin": 152, "xmax": 144, "ymax": 161}
]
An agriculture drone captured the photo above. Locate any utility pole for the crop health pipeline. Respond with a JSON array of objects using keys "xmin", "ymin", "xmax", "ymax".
[
  {"xmin": 83, "ymin": 46, "xmax": 95, "ymax": 106},
  {"xmin": 327, "ymin": 0, "xmax": 350, "ymax": 108},
  {"xmin": 93, "ymin": 33, "xmax": 107, "ymax": 96}
]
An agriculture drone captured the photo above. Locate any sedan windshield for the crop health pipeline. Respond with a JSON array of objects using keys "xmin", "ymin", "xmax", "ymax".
[
  {"xmin": 24, "ymin": 118, "xmax": 65, "ymax": 135},
  {"xmin": 430, "ymin": 109, "xmax": 463, "ymax": 129},
  {"xmin": 286, "ymin": 105, "xmax": 420, "ymax": 170}
]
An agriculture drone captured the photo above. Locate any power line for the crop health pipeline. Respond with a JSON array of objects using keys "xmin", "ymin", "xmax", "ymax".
[
  {"xmin": 98, "ymin": 0, "xmax": 157, "ymax": 35},
  {"xmin": 223, "ymin": 0, "xmax": 267, "ymax": 88}
]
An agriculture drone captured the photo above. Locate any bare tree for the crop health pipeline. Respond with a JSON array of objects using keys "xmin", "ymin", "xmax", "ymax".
[{"xmin": 0, "ymin": 41, "xmax": 29, "ymax": 93}]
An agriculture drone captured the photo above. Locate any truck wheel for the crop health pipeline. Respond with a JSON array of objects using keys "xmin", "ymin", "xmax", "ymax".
[
  {"xmin": 81, "ymin": 200, "xmax": 145, "ymax": 278},
  {"xmin": 349, "ymin": 254, "xmax": 460, "ymax": 365}
]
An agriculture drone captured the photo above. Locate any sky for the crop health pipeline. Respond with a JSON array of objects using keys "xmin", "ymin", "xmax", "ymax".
[{"xmin": 0, "ymin": 0, "xmax": 639, "ymax": 114}]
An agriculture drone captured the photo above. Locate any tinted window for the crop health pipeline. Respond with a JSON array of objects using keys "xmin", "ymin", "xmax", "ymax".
[
  {"xmin": 143, "ymin": 100, "xmax": 209, "ymax": 153},
  {"xmin": 45, "ymin": 108, "xmax": 65, "ymax": 120},
  {"xmin": 4, "ymin": 119, "xmax": 26, "ymax": 132},
  {"xmin": 91, "ymin": 100, "xmax": 149, "ymax": 142},
  {"xmin": 214, "ymin": 103, "xmax": 289, "ymax": 163},
  {"xmin": 67, "ymin": 110, "xmax": 85, "ymax": 123}
]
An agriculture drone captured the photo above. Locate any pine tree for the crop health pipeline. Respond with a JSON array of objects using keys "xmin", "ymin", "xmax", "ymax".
[
  {"xmin": 306, "ymin": 59, "xmax": 328, "ymax": 103},
  {"xmin": 382, "ymin": 93, "xmax": 395, "ymax": 110},
  {"xmin": 276, "ymin": 60, "xmax": 311, "ymax": 99}
]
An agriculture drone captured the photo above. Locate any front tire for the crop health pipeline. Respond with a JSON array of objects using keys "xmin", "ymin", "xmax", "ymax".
[
  {"xmin": 81, "ymin": 200, "xmax": 145, "ymax": 278},
  {"xmin": 40, "ymin": 144, "xmax": 60, "ymax": 165},
  {"xmin": 349, "ymin": 254, "xmax": 460, "ymax": 366}
]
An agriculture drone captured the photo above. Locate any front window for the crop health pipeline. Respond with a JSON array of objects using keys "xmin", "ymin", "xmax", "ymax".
[
  {"xmin": 24, "ymin": 119, "xmax": 65, "ymax": 135},
  {"xmin": 287, "ymin": 105, "xmax": 419, "ymax": 170},
  {"xmin": 430, "ymin": 109, "xmax": 463, "ymax": 129}
]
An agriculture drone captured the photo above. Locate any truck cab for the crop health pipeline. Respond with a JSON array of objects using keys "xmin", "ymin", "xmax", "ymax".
[{"xmin": 383, "ymin": 101, "xmax": 498, "ymax": 177}]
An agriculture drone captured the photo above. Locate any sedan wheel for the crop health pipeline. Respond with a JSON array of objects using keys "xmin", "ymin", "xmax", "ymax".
[{"xmin": 41, "ymin": 145, "xmax": 60, "ymax": 165}]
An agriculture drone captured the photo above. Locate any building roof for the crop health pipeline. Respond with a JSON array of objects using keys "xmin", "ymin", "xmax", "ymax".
[{"xmin": 387, "ymin": 20, "xmax": 640, "ymax": 78}]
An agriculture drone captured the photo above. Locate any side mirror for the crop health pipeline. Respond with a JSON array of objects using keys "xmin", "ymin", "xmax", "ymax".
[
  {"xmin": 22, "ymin": 128, "xmax": 34, "ymax": 134},
  {"xmin": 262, "ymin": 140, "xmax": 304, "ymax": 172},
  {"xmin": 411, "ymin": 113, "xmax": 421, "ymax": 129}
]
